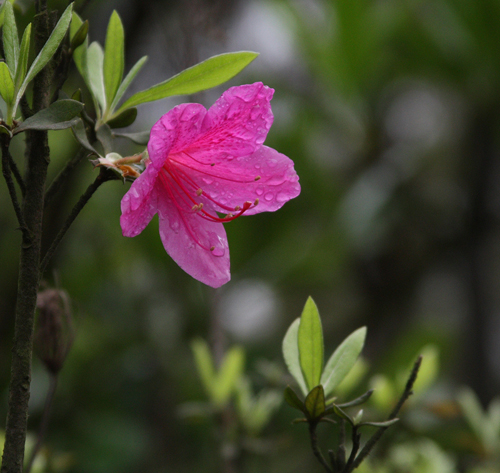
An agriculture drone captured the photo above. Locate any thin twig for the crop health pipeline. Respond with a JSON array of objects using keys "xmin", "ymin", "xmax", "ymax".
[
  {"xmin": 40, "ymin": 168, "xmax": 116, "ymax": 274},
  {"xmin": 351, "ymin": 356, "xmax": 423, "ymax": 470},
  {"xmin": 24, "ymin": 373, "xmax": 58, "ymax": 473},
  {"xmin": 44, "ymin": 148, "xmax": 87, "ymax": 207},
  {"xmin": 309, "ymin": 423, "xmax": 333, "ymax": 473},
  {"xmin": 342, "ymin": 428, "xmax": 360, "ymax": 473},
  {"xmin": 1, "ymin": 136, "xmax": 30, "ymax": 240},
  {"xmin": 7, "ymin": 153, "xmax": 25, "ymax": 196}
]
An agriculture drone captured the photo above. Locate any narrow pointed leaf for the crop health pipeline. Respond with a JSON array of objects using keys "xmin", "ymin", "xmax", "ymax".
[
  {"xmin": 116, "ymin": 51, "xmax": 258, "ymax": 114},
  {"xmin": 96, "ymin": 123, "xmax": 113, "ymax": 155},
  {"xmin": 103, "ymin": 10, "xmax": 124, "ymax": 107},
  {"xmin": 333, "ymin": 404, "xmax": 353, "ymax": 424},
  {"xmin": 282, "ymin": 318, "xmax": 308, "ymax": 396},
  {"xmin": 212, "ymin": 346, "xmax": 245, "ymax": 406},
  {"xmin": 86, "ymin": 42, "xmax": 106, "ymax": 112},
  {"xmin": 336, "ymin": 389, "xmax": 374, "ymax": 408},
  {"xmin": 322, "ymin": 327, "xmax": 367, "ymax": 397},
  {"xmin": 14, "ymin": 23, "xmax": 31, "ymax": 90},
  {"xmin": 114, "ymin": 130, "xmax": 150, "ymax": 145},
  {"xmin": 0, "ymin": 62, "xmax": 15, "ymax": 105},
  {"xmin": 305, "ymin": 385, "xmax": 326, "ymax": 420},
  {"xmin": 359, "ymin": 418, "xmax": 399, "ymax": 428},
  {"xmin": 71, "ymin": 118, "xmax": 98, "ymax": 154},
  {"xmin": 14, "ymin": 99, "xmax": 83, "ymax": 133},
  {"xmin": 109, "ymin": 55, "xmax": 148, "ymax": 114},
  {"xmin": 284, "ymin": 386, "xmax": 307, "ymax": 414},
  {"xmin": 70, "ymin": 12, "xmax": 88, "ymax": 81},
  {"xmin": 70, "ymin": 19, "xmax": 88, "ymax": 51},
  {"xmin": 298, "ymin": 297, "xmax": 324, "ymax": 391},
  {"xmin": 15, "ymin": 3, "xmax": 73, "ymax": 111},
  {"xmin": 191, "ymin": 338, "xmax": 215, "ymax": 398},
  {"xmin": 3, "ymin": 1, "xmax": 19, "ymax": 76}
]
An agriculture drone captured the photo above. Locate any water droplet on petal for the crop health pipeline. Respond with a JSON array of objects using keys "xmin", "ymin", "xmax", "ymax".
[
  {"xmin": 256, "ymin": 188, "xmax": 264, "ymax": 196},
  {"xmin": 211, "ymin": 247, "xmax": 225, "ymax": 257},
  {"xmin": 202, "ymin": 177, "xmax": 213, "ymax": 185},
  {"xmin": 264, "ymin": 192, "xmax": 274, "ymax": 202},
  {"xmin": 170, "ymin": 221, "xmax": 180, "ymax": 233}
]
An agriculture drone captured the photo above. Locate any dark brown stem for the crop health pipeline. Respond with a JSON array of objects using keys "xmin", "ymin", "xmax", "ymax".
[
  {"xmin": 351, "ymin": 356, "xmax": 422, "ymax": 470},
  {"xmin": 44, "ymin": 148, "xmax": 87, "ymax": 207},
  {"xmin": 7, "ymin": 153, "xmax": 26, "ymax": 197},
  {"xmin": 1, "ymin": 6, "xmax": 53, "ymax": 473},
  {"xmin": 24, "ymin": 374, "xmax": 58, "ymax": 473},
  {"xmin": 309, "ymin": 423, "xmax": 333, "ymax": 473},
  {"xmin": 342, "ymin": 428, "xmax": 360, "ymax": 473},
  {"xmin": 40, "ymin": 168, "xmax": 116, "ymax": 274}
]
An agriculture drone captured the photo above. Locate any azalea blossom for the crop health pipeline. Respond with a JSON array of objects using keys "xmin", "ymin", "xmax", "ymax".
[{"xmin": 120, "ymin": 82, "xmax": 300, "ymax": 287}]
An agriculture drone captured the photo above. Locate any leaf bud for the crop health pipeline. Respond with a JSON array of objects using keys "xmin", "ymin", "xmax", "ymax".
[{"xmin": 70, "ymin": 19, "xmax": 89, "ymax": 52}]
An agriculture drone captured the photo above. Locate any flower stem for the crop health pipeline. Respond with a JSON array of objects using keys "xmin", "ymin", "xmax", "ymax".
[{"xmin": 40, "ymin": 168, "xmax": 116, "ymax": 275}]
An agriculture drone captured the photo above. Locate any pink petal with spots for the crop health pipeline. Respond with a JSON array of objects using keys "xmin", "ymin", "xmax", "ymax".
[
  {"xmin": 156, "ymin": 184, "xmax": 230, "ymax": 288},
  {"xmin": 174, "ymin": 145, "xmax": 300, "ymax": 215},
  {"xmin": 120, "ymin": 163, "xmax": 160, "ymax": 237},
  {"xmin": 148, "ymin": 103, "xmax": 207, "ymax": 169},
  {"xmin": 185, "ymin": 82, "xmax": 274, "ymax": 163}
]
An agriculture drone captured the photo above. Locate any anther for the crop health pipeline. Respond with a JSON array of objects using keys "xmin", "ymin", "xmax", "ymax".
[
  {"xmin": 254, "ymin": 198, "xmax": 259, "ymax": 206},
  {"xmin": 196, "ymin": 188, "xmax": 203, "ymax": 196},
  {"xmin": 210, "ymin": 246, "xmax": 215, "ymax": 251},
  {"xmin": 210, "ymin": 163, "xmax": 215, "ymax": 167},
  {"xmin": 235, "ymin": 205, "xmax": 241, "ymax": 211},
  {"xmin": 254, "ymin": 176, "xmax": 261, "ymax": 181}
]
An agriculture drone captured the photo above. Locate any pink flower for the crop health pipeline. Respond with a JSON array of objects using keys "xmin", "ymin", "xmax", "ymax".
[{"xmin": 120, "ymin": 82, "xmax": 300, "ymax": 287}]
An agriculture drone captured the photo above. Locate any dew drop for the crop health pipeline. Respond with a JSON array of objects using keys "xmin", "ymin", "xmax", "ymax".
[
  {"xmin": 256, "ymin": 188, "xmax": 264, "ymax": 196},
  {"xmin": 202, "ymin": 177, "xmax": 213, "ymax": 185},
  {"xmin": 170, "ymin": 221, "xmax": 180, "ymax": 233},
  {"xmin": 264, "ymin": 192, "xmax": 274, "ymax": 202},
  {"xmin": 211, "ymin": 247, "xmax": 225, "ymax": 257}
]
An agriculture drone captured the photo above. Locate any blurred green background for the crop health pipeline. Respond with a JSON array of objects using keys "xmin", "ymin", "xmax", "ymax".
[{"xmin": 2, "ymin": 0, "xmax": 500, "ymax": 472}]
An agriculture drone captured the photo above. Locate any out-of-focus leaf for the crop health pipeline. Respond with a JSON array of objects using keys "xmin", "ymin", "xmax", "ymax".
[
  {"xmin": 70, "ymin": 12, "xmax": 87, "ymax": 81},
  {"xmin": 321, "ymin": 327, "xmax": 366, "ymax": 397},
  {"xmin": 3, "ymin": 1, "xmax": 19, "ymax": 76},
  {"xmin": 282, "ymin": 318, "xmax": 308, "ymax": 396},
  {"xmin": 15, "ymin": 3, "xmax": 73, "ymax": 112},
  {"xmin": 14, "ymin": 99, "xmax": 83, "ymax": 133},
  {"xmin": 298, "ymin": 297, "xmax": 324, "ymax": 391},
  {"xmin": 191, "ymin": 338, "xmax": 215, "ymax": 398},
  {"xmin": 115, "ymin": 51, "xmax": 258, "ymax": 114},
  {"xmin": 0, "ymin": 0, "xmax": 16, "ymax": 28},
  {"xmin": 212, "ymin": 346, "xmax": 245, "ymax": 407},
  {"xmin": 404, "ymin": 345, "xmax": 439, "ymax": 395},
  {"xmin": 86, "ymin": 42, "xmax": 106, "ymax": 113},
  {"xmin": 336, "ymin": 389, "xmax": 374, "ymax": 408},
  {"xmin": 109, "ymin": 55, "xmax": 148, "ymax": 114},
  {"xmin": 0, "ymin": 62, "xmax": 15, "ymax": 105},
  {"xmin": 106, "ymin": 107, "xmax": 137, "ymax": 129},
  {"xmin": 359, "ymin": 418, "xmax": 399, "ymax": 428},
  {"xmin": 103, "ymin": 10, "xmax": 124, "ymax": 107},
  {"xmin": 114, "ymin": 130, "xmax": 150, "ymax": 145},
  {"xmin": 284, "ymin": 386, "xmax": 306, "ymax": 413},
  {"xmin": 305, "ymin": 385, "xmax": 325, "ymax": 420},
  {"xmin": 370, "ymin": 374, "xmax": 396, "ymax": 411},
  {"xmin": 14, "ymin": 23, "xmax": 31, "ymax": 90}
]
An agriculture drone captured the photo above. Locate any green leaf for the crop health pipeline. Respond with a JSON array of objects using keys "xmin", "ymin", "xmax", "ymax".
[
  {"xmin": 298, "ymin": 297, "xmax": 324, "ymax": 391},
  {"xmin": 333, "ymin": 404, "xmax": 353, "ymax": 424},
  {"xmin": 0, "ymin": 61, "xmax": 15, "ymax": 105},
  {"xmin": 14, "ymin": 23, "xmax": 31, "ymax": 90},
  {"xmin": 3, "ymin": 1, "xmax": 19, "ymax": 76},
  {"xmin": 115, "ymin": 51, "xmax": 258, "ymax": 114},
  {"xmin": 282, "ymin": 318, "xmax": 308, "ymax": 396},
  {"xmin": 96, "ymin": 123, "xmax": 113, "ymax": 155},
  {"xmin": 71, "ymin": 118, "xmax": 98, "ymax": 154},
  {"xmin": 70, "ymin": 19, "xmax": 88, "ymax": 51},
  {"xmin": 13, "ymin": 99, "xmax": 83, "ymax": 134},
  {"xmin": 305, "ymin": 385, "xmax": 326, "ymax": 420},
  {"xmin": 106, "ymin": 107, "xmax": 137, "ymax": 128},
  {"xmin": 15, "ymin": 3, "xmax": 73, "ymax": 113},
  {"xmin": 212, "ymin": 346, "xmax": 245, "ymax": 407},
  {"xmin": 191, "ymin": 338, "xmax": 216, "ymax": 398},
  {"xmin": 114, "ymin": 130, "xmax": 150, "ymax": 145},
  {"xmin": 359, "ymin": 418, "xmax": 399, "ymax": 428},
  {"xmin": 336, "ymin": 389, "xmax": 373, "ymax": 408},
  {"xmin": 321, "ymin": 327, "xmax": 366, "ymax": 397},
  {"xmin": 109, "ymin": 55, "xmax": 148, "ymax": 114},
  {"xmin": 86, "ymin": 42, "xmax": 106, "ymax": 113},
  {"xmin": 103, "ymin": 10, "xmax": 124, "ymax": 107},
  {"xmin": 284, "ymin": 386, "xmax": 306, "ymax": 414},
  {"xmin": 70, "ymin": 12, "xmax": 88, "ymax": 81}
]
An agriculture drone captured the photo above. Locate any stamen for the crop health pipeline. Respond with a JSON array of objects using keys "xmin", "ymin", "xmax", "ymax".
[
  {"xmin": 255, "ymin": 176, "xmax": 261, "ymax": 181},
  {"xmin": 254, "ymin": 198, "xmax": 259, "ymax": 206},
  {"xmin": 196, "ymin": 188, "xmax": 203, "ymax": 196}
]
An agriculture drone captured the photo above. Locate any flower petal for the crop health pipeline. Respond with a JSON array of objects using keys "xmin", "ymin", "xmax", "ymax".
[
  {"xmin": 156, "ymin": 184, "xmax": 231, "ymax": 288},
  {"xmin": 148, "ymin": 103, "xmax": 207, "ymax": 169},
  {"xmin": 185, "ymin": 82, "xmax": 274, "ymax": 163},
  {"xmin": 173, "ymin": 145, "xmax": 300, "ymax": 215},
  {"xmin": 120, "ymin": 163, "xmax": 160, "ymax": 237}
]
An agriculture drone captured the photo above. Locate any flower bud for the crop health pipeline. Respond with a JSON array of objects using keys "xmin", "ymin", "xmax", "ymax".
[{"xmin": 34, "ymin": 288, "xmax": 74, "ymax": 375}]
